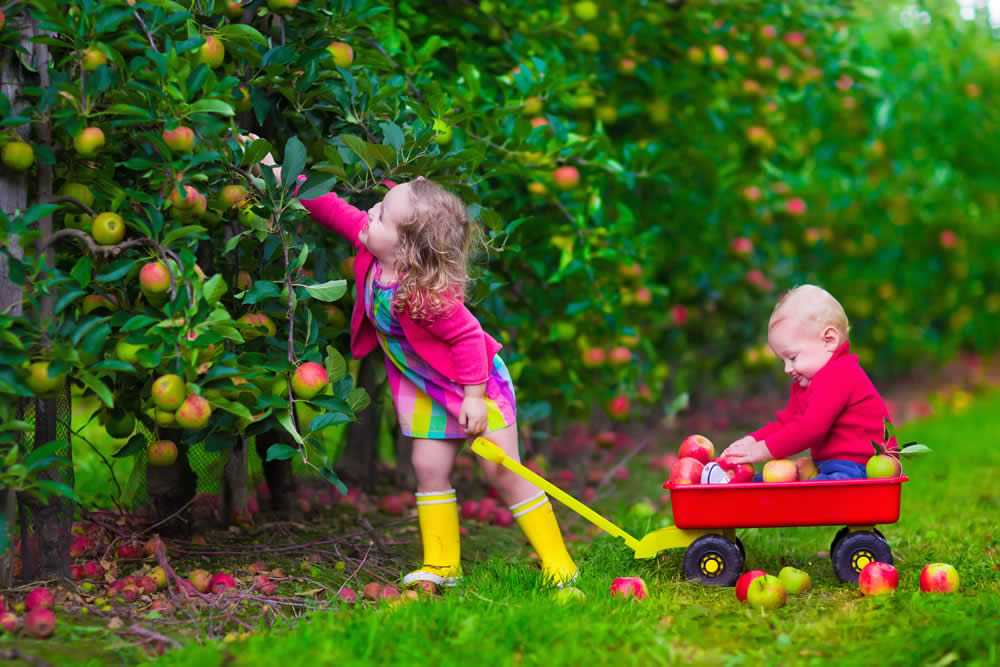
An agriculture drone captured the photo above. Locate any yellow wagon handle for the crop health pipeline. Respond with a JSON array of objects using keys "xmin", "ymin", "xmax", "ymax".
[{"xmin": 471, "ymin": 437, "xmax": 641, "ymax": 551}]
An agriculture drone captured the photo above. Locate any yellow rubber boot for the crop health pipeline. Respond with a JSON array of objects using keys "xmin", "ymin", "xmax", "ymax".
[
  {"xmin": 402, "ymin": 489, "xmax": 463, "ymax": 587},
  {"xmin": 512, "ymin": 491, "xmax": 578, "ymax": 586}
]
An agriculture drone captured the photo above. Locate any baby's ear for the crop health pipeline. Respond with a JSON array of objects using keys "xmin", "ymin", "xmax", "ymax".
[{"xmin": 823, "ymin": 325, "xmax": 841, "ymax": 348}]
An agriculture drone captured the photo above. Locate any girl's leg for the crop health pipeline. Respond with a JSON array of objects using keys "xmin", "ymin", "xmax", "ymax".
[
  {"xmin": 479, "ymin": 424, "xmax": 578, "ymax": 585},
  {"xmin": 403, "ymin": 437, "xmax": 465, "ymax": 587}
]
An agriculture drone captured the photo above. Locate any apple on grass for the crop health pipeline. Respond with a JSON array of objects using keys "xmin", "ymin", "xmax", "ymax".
[
  {"xmin": 554, "ymin": 586, "xmax": 587, "ymax": 604},
  {"xmin": 746, "ymin": 574, "xmax": 786, "ymax": 609},
  {"xmin": 678, "ymin": 434, "xmax": 714, "ymax": 464},
  {"xmin": 858, "ymin": 561, "xmax": 898, "ymax": 596},
  {"xmin": 919, "ymin": 563, "xmax": 959, "ymax": 593},
  {"xmin": 609, "ymin": 577, "xmax": 647, "ymax": 601},
  {"xmin": 778, "ymin": 566, "xmax": 812, "ymax": 594},
  {"xmin": 735, "ymin": 570, "xmax": 767, "ymax": 602},
  {"xmin": 24, "ymin": 608, "xmax": 56, "ymax": 639},
  {"xmin": 189, "ymin": 569, "xmax": 212, "ymax": 594},
  {"xmin": 25, "ymin": 588, "xmax": 55, "ymax": 612},
  {"xmin": 762, "ymin": 459, "xmax": 798, "ymax": 482}
]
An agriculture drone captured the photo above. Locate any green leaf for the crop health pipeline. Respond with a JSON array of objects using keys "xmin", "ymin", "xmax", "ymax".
[
  {"xmin": 321, "ymin": 464, "xmax": 348, "ymax": 496},
  {"xmin": 308, "ymin": 412, "xmax": 353, "ymax": 432},
  {"xmin": 77, "ymin": 372, "xmax": 115, "ymax": 408},
  {"xmin": 295, "ymin": 175, "xmax": 338, "ymax": 201},
  {"xmin": 242, "ymin": 138, "xmax": 274, "ymax": 168},
  {"xmin": 206, "ymin": 395, "xmax": 253, "ymax": 420},
  {"xmin": 276, "ymin": 410, "xmax": 304, "ymax": 445},
  {"xmin": 282, "ymin": 136, "xmax": 307, "ymax": 189},
  {"xmin": 189, "ymin": 99, "xmax": 235, "ymax": 117},
  {"xmin": 266, "ymin": 443, "xmax": 298, "ymax": 461},
  {"xmin": 304, "ymin": 280, "xmax": 347, "ymax": 302},
  {"xmin": 242, "ymin": 280, "xmax": 280, "ymax": 305},
  {"xmin": 105, "ymin": 104, "xmax": 151, "ymax": 118},
  {"xmin": 217, "ymin": 23, "xmax": 267, "ymax": 46},
  {"xmin": 898, "ymin": 443, "xmax": 931, "ymax": 456},
  {"xmin": 323, "ymin": 346, "xmax": 347, "ymax": 383},
  {"xmin": 71, "ymin": 256, "xmax": 94, "ymax": 287},
  {"xmin": 54, "ymin": 289, "xmax": 86, "ymax": 315},
  {"xmin": 346, "ymin": 387, "xmax": 370, "ymax": 413},
  {"xmin": 33, "ymin": 479, "xmax": 80, "ymax": 503},
  {"xmin": 380, "ymin": 121, "xmax": 404, "ymax": 152},
  {"xmin": 24, "ymin": 440, "xmax": 69, "ymax": 470},
  {"xmin": 113, "ymin": 434, "xmax": 146, "ymax": 458},
  {"xmin": 203, "ymin": 274, "xmax": 227, "ymax": 305},
  {"xmin": 96, "ymin": 258, "xmax": 136, "ymax": 282},
  {"xmin": 164, "ymin": 225, "xmax": 207, "ymax": 245},
  {"xmin": 339, "ymin": 134, "xmax": 373, "ymax": 170}
]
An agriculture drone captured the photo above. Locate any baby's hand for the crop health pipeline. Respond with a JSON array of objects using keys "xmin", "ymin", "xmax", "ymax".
[{"xmin": 721, "ymin": 437, "xmax": 771, "ymax": 465}]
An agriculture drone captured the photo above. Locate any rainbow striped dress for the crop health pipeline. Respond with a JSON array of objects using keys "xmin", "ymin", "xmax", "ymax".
[{"xmin": 364, "ymin": 262, "xmax": 517, "ymax": 440}]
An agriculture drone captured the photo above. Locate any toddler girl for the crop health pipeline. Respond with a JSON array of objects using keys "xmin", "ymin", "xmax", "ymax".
[{"xmin": 300, "ymin": 178, "xmax": 577, "ymax": 586}]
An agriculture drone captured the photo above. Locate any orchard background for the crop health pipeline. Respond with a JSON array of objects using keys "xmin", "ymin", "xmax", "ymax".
[{"xmin": 1, "ymin": 0, "xmax": 998, "ymax": 597}]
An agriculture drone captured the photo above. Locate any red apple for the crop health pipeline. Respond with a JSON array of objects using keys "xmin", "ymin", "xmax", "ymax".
[
  {"xmin": 678, "ymin": 434, "xmax": 714, "ymax": 464},
  {"xmin": 0, "ymin": 611, "xmax": 18, "ymax": 634},
  {"xmin": 493, "ymin": 508, "xmax": 514, "ymax": 527},
  {"xmin": 460, "ymin": 500, "xmax": 479, "ymax": 520},
  {"xmin": 175, "ymin": 394, "xmax": 212, "ymax": 430},
  {"xmin": 147, "ymin": 440, "xmax": 178, "ymax": 467},
  {"xmin": 919, "ymin": 563, "xmax": 959, "ymax": 593},
  {"xmin": 378, "ymin": 495, "xmax": 405, "ymax": 516},
  {"xmin": 199, "ymin": 35, "xmax": 225, "ymax": 68},
  {"xmin": 746, "ymin": 574, "xmax": 786, "ymax": 609},
  {"xmin": 713, "ymin": 455, "xmax": 754, "ymax": 483},
  {"xmin": 292, "ymin": 361, "xmax": 329, "ymax": 399},
  {"xmin": 762, "ymin": 459, "xmax": 798, "ymax": 482},
  {"xmin": 735, "ymin": 569, "xmax": 767, "ymax": 602},
  {"xmin": 609, "ymin": 576, "xmax": 647, "ymax": 601},
  {"xmin": 666, "ymin": 457, "xmax": 703, "ymax": 486},
  {"xmin": 209, "ymin": 572, "xmax": 236, "ymax": 594},
  {"xmin": 162, "ymin": 126, "xmax": 195, "ymax": 153},
  {"xmin": 254, "ymin": 575, "xmax": 276, "ymax": 595},
  {"xmin": 552, "ymin": 165, "xmax": 580, "ymax": 190},
  {"xmin": 23, "ymin": 608, "xmax": 56, "ymax": 638},
  {"xmin": 581, "ymin": 347, "xmax": 606, "ymax": 366},
  {"xmin": 139, "ymin": 261, "xmax": 171, "ymax": 295},
  {"xmin": 858, "ymin": 562, "xmax": 898, "ymax": 596},
  {"xmin": 25, "ymin": 587, "xmax": 55, "ymax": 612},
  {"xmin": 83, "ymin": 561, "xmax": 103, "ymax": 579},
  {"xmin": 607, "ymin": 346, "xmax": 632, "ymax": 365},
  {"xmin": 339, "ymin": 587, "xmax": 358, "ymax": 603},
  {"xmin": 326, "ymin": 41, "xmax": 354, "ymax": 68},
  {"xmin": 606, "ymin": 395, "xmax": 630, "ymax": 420},
  {"xmin": 794, "ymin": 457, "xmax": 819, "ymax": 481},
  {"xmin": 70, "ymin": 535, "xmax": 92, "ymax": 557},
  {"xmin": 785, "ymin": 197, "xmax": 807, "ymax": 216}
]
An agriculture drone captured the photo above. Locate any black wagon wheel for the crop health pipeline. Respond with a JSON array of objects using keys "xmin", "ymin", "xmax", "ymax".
[
  {"xmin": 682, "ymin": 535, "xmax": 745, "ymax": 587},
  {"xmin": 831, "ymin": 526, "xmax": 889, "ymax": 556},
  {"xmin": 831, "ymin": 531, "xmax": 894, "ymax": 584},
  {"xmin": 734, "ymin": 535, "xmax": 746, "ymax": 563}
]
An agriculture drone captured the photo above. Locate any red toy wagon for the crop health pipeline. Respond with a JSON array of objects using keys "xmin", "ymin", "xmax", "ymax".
[{"xmin": 472, "ymin": 437, "xmax": 908, "ymax": 587}]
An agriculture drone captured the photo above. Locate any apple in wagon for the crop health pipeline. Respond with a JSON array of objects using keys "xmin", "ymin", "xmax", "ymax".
[
  {"xmin": 666, "ymin": 457, "xmax": 704, "ymax": 486},
  {"xmin": 678, "ymin": 434, "xmax": 714, "ymax": 464},
  {"xmin": 713, "ymin": 455, "xmax": 754, "ymax": 483}
]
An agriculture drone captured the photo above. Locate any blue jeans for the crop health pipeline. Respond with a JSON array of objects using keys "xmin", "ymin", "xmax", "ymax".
[{"xmin": 752, "ymin": 459, "xmax": 868, "ymax": 482}]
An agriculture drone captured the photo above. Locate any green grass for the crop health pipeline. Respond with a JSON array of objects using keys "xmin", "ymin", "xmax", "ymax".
[
  {"xmin": 8, "ymin": 392, "xmax": 1000, "ymax": 665},
  {"xmin": 144, "ymin": 393, "xmax": 1000, "ymax": 666}
]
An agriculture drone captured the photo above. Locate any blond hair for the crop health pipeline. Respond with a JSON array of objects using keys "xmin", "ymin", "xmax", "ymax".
[
  {"xmin": 393, "ymin": 178, "xmax": 485, "ymax": 320},
  {"xmin": 768, "ymin": 284, "xmax": 850, "ymax": 338}
]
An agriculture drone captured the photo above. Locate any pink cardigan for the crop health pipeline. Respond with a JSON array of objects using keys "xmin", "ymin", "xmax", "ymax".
[
  {"xmin": 300, "ymin": 193, "xmax": 502, "ymax": 385},
  {"xmin": 750, "ymin": 342, "xmax": 896, "ymax": 464}
]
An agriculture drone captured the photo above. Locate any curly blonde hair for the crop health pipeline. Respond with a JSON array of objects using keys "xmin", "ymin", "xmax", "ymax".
[{"xmin": 392, "ymin": 178, "xmax": 485, "ymax": 320}]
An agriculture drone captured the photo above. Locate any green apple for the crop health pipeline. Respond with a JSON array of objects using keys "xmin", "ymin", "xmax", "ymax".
[
  {"xmin": 326, "ymin": 41, "xmax": 353, "ymax": 68},
  {"xmin": 73, "ymin": 127, "xmax": 106, "ymax": 157},
  {"xmin": 2, "ymin": 141, "xmax": 35, "ymax": 171},
  {"xmin": 151, "ymin": 374, "xmax": 186, "ymax": 411},
  {"xmin": 24, "ymin": 361, "xmax": 67, "ymax": 397},
  {"xmin": 777, "ymin": 566, "xmax": 812, "ymax": 595}
]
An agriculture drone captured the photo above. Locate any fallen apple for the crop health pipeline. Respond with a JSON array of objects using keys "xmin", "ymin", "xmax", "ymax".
[
  {"xmin": 23, "ymin": 608, "xmax": 56, "ymax": 638},
  {"xmin": 858, "ymin": 561, "xmax": 898, "ymax": 596},
  {"xmin": 554, "ymin": 586, "xmax": 588, "ymax": 604},
  {"xmin": 778, "ymin": 566, "xmax": 812, "ymax": 594},
  {"xmin": 746, "ymin": 574, "xmax": 786, "ymax": 609},
  {"xmin": 25, "ymin": 587, "xmax": 55, "ymax": 612},
  {"xmin": 919, "ymin": 563, "xmax": 959, "ymax": 593},
  {"xmin": 609, "ymin": 576, "xmax": 647, "ymax": 601},
  {"xmin": 734, "ymin": 569, "xmax": 767, "ymax": 602},
  {"xmin": 189, "ymin": 569, "xmax": 212, "ymax": 594}
]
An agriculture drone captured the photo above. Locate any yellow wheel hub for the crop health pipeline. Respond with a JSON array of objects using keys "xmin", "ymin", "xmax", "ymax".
[
  {"xmin": 852, "ymin": 550, "xmax": 875, "ymax": 572},
  {"xmin": 700, "ymin": 554, "xmax": 723, "ymax": 576}
]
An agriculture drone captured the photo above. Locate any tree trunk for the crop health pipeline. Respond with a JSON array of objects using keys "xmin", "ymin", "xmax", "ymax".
[
  {"xmin": 146, "ymin": 428, "xmax": 197, "ymax": 537},
  {"xmin": 336, "ymin": 354, "xmax": 380, "ymax": 491},
  {"xmin": 254, "ymin": 429, "xmax": 299, "ymax": 518}
]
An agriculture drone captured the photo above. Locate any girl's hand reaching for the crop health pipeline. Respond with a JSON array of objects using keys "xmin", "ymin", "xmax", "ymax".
[
  {"xmin": 459, "ymin": 396, "xmax": 488, "ymax": 435},
  {"xmin": 722, "ymin": 437, "xmax": 771, "ymax": 464}
]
